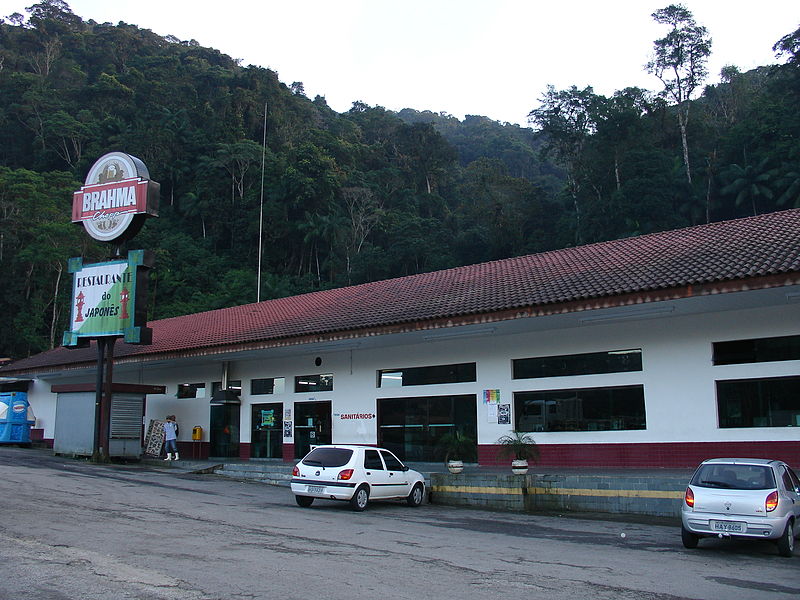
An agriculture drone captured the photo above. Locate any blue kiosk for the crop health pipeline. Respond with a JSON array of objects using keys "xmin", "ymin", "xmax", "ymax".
[{"xmin": 0, "ymin": 391, "xmax": 36, "ymax": 444}]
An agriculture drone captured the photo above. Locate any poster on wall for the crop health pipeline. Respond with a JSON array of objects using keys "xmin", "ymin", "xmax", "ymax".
[
  {"xmin": 483, "ymin": 389, "xmax": 500, "ymax": 404},
  {"xmin": 283, "ymin": 421, "xmax": 293, "ymax": 438},
  {"xmin": 259, "ymin": 409, "xmax": 275, "ymax": 429},
  {"xmin": 498, "ymin": 404, "xmax": 511, "ymax": 425},
  {"xmin": 487, "ymin": 404, "xmax": 498, "ymax": 423}
]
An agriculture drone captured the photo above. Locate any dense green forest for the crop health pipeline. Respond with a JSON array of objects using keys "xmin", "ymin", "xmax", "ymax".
[{"xmin": 1, "ymin": 1, "xmax": 798, "ymax": 360}]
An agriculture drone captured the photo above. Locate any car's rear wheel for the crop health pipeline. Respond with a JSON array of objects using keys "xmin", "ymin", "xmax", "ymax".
[
  {"xmin": 295, "ymin": 495, "xmax": 314, "ymax": 508},
  {"xmin": 777, "ymin": 520, "xmax": 794, "ymax": 557},
  {"xmin": 407, "ymin": 483, "xmax": 424, "ymax": 507},
  {"xmin": 681, "ymin": 525, "xmax": 699, "ymax": 549},
  {"xmin": 350, "ymin": 485, "xmax": 369, "ymax": 511}
]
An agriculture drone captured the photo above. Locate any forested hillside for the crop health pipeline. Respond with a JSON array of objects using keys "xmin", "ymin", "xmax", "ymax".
[{"xmin": 1, "ymin": 1, "xmax": 798, "ymax": 360}]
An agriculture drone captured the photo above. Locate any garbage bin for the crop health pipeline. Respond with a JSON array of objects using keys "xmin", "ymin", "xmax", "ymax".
[{"xmin": 0, "ymin": 392, "xmax": 36, "ymax": 444}]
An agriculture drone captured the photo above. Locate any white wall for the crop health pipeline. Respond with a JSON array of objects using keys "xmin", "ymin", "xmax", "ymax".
[{"xmin": 23, "ymin": 301, "xmax": 800, "ymax": 447}]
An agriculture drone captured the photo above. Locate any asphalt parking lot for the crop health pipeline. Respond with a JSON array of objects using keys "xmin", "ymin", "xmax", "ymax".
[{"xmin": 0, "ymin": 446, "xmax": 797, "ymax": 600}]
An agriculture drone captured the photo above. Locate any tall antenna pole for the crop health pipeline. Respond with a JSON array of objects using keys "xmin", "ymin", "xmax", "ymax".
[{"xmin": 257, "ymin": 99, "xmax": 267, "ymax": 302}]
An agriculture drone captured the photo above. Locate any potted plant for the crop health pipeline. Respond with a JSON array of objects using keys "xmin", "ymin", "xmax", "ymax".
[
  {"xmin": 496, "ymin": 431, "xmax": 539, "ymax": 474},
  {"xmin": 437, "ymin": 430, "xmax": 475, "ymax": 474}
]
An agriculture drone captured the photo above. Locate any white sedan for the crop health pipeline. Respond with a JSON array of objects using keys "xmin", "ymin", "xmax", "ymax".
[{"xmin": 291, "ymin": 445, "xmax": 426, "ymax": 511}]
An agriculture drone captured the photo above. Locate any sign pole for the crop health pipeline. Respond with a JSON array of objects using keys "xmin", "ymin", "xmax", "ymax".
[
  {"xmin": 98, "ymin": 337, "xmax": 116, "ymax": 461},
  {"xmin": 92, "ymin": 338, "xmax": 105, "ymax": 460}
]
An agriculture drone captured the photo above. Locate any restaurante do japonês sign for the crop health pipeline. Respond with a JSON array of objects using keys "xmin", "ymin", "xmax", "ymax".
[
  {"xmin": 72, "ymin": 152, "xmax": 159, "ymax": 243},
  {"xmin": 62, "ymin": 250, "xmax": 154, "ymax": 346}
]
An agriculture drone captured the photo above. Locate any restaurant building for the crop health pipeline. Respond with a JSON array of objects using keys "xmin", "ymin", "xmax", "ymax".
[{"xmin": 2, "ymin": 209, "xmax": 799, "ymax": 468}]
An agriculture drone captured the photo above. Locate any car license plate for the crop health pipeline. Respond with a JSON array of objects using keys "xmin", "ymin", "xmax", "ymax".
[
  {"xmin": 307, "ymin": 485, "xmax": 325, "ymax": 494},
  {"xmin": 711, "ymin": 520, "xmax": 745, "ymax": 533}
]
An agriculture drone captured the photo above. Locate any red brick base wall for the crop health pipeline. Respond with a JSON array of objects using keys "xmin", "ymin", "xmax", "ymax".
[
  {"xmin": 478, "ymin": 441, "xmax": 800, "ymax": 469},
  {"xmin": 239, "ymin": 443, "xmax": 251, "ymax": 460},
  {"xmin": 283, "ymin": 443, "xmax": 295, "ymax": 462},
  {"xmin": 176, "ymin": 441, "xmax": 208, "ymax": 459}
]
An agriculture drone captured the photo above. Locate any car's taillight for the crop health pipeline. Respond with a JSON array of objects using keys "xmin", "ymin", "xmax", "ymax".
[
  {"xmin": 292, "ymin": 465, "xmax": 299, "ymax": 477},
  {"xmin": 766, "ymin": 490, "xmax": 779, "ymax": 512},
  {"xmin": 684, "ymin": 487, "xmax": 695, "ymax": 508},
  {"xmin": 338, "ymin": 469, "xmax": 354, "ymax": 480}
]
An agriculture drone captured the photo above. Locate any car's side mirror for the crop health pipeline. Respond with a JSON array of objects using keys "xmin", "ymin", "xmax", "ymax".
[{"xmin": 402, "ymin": 465, "xmax": 409, "ymax": 472}]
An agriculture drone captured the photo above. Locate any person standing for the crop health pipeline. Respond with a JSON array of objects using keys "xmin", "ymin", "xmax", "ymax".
[{"xmin": 163, "ymin": 415, "xmax": 180, "ymax": 461}]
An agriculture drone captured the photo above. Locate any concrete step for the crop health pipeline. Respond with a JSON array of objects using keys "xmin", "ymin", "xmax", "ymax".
[{"xmin": 213, "ymin": 462, "xmax": 293, "ymax": 486}]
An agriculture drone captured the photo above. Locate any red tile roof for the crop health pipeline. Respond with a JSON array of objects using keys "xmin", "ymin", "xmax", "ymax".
[{"xmin": 4, "ymin": 209, "xmax": 800, "ymax": 373}]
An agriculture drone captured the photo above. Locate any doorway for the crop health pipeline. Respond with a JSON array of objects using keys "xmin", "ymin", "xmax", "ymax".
[
  {"xmin": 209, "ymin": 402, "xmax": 240, "ymax": 458},
  {"xmin": 294, "ymin": 401, "xmax": 331, "ymax": 458},
  {"xmin": 251, "ymin": 403, "xmax": 283, "ymax": 459}
]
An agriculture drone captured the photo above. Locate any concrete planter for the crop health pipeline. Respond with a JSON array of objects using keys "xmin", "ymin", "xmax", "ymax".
[
  {"xmin": 447, "ymin": 460, "xmax": 464, "ymax": 474},
  {"xmin": 511, "ymin": 459, "xmax": 529, "ymax": 474}
]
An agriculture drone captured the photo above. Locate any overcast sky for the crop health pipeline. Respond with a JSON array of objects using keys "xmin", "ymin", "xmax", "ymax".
[{"xmin": 3, "ymin": 0, "xmax": 798, "ymax": 125}]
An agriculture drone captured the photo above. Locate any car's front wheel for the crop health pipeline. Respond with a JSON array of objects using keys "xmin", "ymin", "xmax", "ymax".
[
  {"xmin": 295, "ymin": 495, "xmax": 314, "ymax": 508},
  {"xmin": 777, "ymin": 520, "xmax": 794, "ymax": 557},
  {"xmin": 407, "ymin": 483, "xmax": 424, "ymax": 507},
  {"xmin": 681, "ymin": 525, "xmax": 699, "ymax": 549},
  {"xmin": 350, "ymin": 485, "xmax": 369, "ymax": 511}
]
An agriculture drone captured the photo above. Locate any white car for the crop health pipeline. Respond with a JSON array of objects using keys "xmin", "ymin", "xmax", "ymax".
[
  {"xmin": 291, "ymin": 445, "xmax": 426, "ymax": 511},
  {"xmin": 681, "ymin": 458, "xmax": 800, "ymax": 557}
]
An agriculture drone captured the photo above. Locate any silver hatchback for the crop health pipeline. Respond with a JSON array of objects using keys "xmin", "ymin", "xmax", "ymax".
[{"xmin": 681, "ymin": 458, "xmax": 800, "ymax": 557}]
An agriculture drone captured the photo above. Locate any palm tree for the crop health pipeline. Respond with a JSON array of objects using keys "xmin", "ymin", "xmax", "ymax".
[{"xmin": 720, "ymin": 158, "xmax": 775, "ymax": 216}]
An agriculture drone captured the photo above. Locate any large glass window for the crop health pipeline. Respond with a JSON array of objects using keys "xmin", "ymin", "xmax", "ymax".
[
  {"xmin": 177, "ymin": 382, "xmax": 205, "ymax": 398},
  {"xmin": 713, "ymin": 335, "xmax": 800, "ymax": 365},
  {"xmin": 717, "ymin": 376, "xmax": 800, "ymax": 428},
  {"xmin": 251, "ymin": 377, "xmax": 285, "ymax": 395},
  {"xmin": 294, "ymin": 374, "xmax": 333, "ymax": 393},
  {"xmin": 378, "ymin": 363, "xmax": 476, "ymax": 387},
  {"xmin": 513, "ymin": 349, "xmax": 642, "ymax": 380},
  {"xmin": 377, "ymin": 395, "xmax": 477, "ymax": 462},
  {"xmin": 514, "ymin": 385, "xmax": 646, "ymax": 432}
]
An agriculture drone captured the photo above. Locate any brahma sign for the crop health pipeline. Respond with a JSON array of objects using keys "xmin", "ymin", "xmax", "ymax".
[{"xmin": 72, "ymin": 152, "xmax": 159, "ymax": 242}]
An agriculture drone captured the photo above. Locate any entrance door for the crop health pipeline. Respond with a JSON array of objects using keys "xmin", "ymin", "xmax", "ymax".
[
  {"xmin": 251, "ymin": 403, "xmax": 283, "ymax": 459},
  {"xmin": 209, "ymin": 403, "xmax": 240, "ymax": 458},
  {"xmin": 294, "ymin": 401, "xmax": 331, "ymax": 458}
]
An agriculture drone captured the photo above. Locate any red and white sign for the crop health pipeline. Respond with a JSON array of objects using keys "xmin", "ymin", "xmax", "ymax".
[{"xmin": 72, "ymin": 152, "xmax": 158, "ymax": 242}]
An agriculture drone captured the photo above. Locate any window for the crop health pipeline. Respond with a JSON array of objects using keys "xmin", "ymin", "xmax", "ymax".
[
  {"xmin": 211, "ymin": 380, "xmax": 241, "ymax": 396},
  {"xmin": 177, "ymin": 383, "xmax": 205, "ymax": 398},
  {"xmin": 713, "ymin": 335, "xmax": 800, "ymax": 365},
  {"xmin": 690, "ymin": 463, "xmax": 775, "ymax": 490},
  {"xmin": 514, "ymin": 385, "xmax": 646, "ymax": 432},
  {"xmin": 301, "ymin": 447, "xmax": 351, "ymax": 467},
  {"xmin": 381, "ymin": 450, "xmax": 404, "ymax": 471},
  {"xmin": 251, "ymin": 377, "xmax": 285, "ymax": 395},
  {"xmin": 378, "ymin": 363, "xmax": 476, "ymax": 387},
  {"xmin": 717, "ymin": 376, "xmax": 800, "ymax": 428},
  {"xmin": 364, "ymin": 449, "xmax": 383, "ymax": 470},
  {"xmin": 513, "ymin": 349, "xmax": 642, "ymax": 380},
  {"xmin": 377, "ymin": 394, "xmax": 477, "ymax": 462},
  {"xmin": 294, "ymin": 373, "xmax": 333, "ymax": 393}
]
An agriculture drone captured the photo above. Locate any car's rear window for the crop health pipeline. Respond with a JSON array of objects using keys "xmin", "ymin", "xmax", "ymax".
[
  {"xmin": 691, "ymin": 464, "xmax": 776, "ymax": 490},
  {"xmin": 302, "ymin": 447, "xmax": 353, "ymax": 467}
]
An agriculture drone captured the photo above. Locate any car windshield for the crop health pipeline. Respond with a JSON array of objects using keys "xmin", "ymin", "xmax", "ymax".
[
  {"xmin": 691, "ymin": 464, "xmax": 776, "ymax": 490},
  {"xmin": 302, "ymin": 447, "xmax": 353, "ymax": 468}
]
